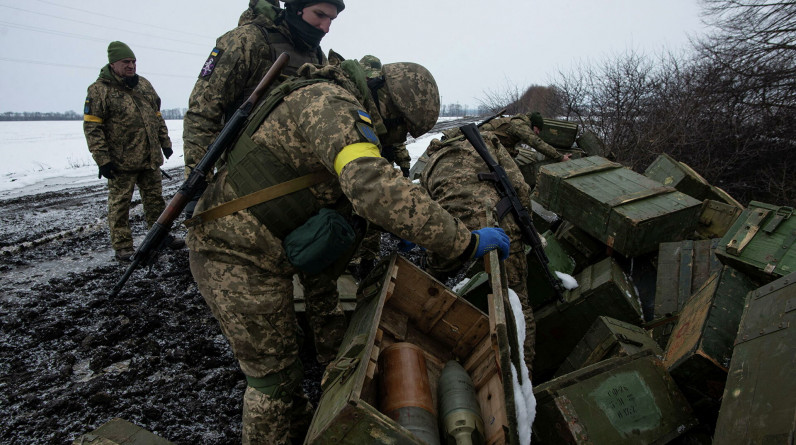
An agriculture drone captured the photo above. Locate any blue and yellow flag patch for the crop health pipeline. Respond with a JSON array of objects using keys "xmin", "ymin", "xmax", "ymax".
[
  {"xmin": 83, "ymin": 98, "xmax": 91, "ymax": 114},
  {"xmin": 356, "ymin": 110, "xmax": 372, "ymax": 125}
]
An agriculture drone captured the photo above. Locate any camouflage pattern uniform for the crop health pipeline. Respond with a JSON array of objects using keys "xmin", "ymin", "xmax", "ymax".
[
  {"xmin": 182, "ymin": 1, "xmax": 327, "ymax": 177},
  {"xmin": 83, "ymin": 65, "xmax": 171, "ymax": 252},
  {"xmin": 421, "ymin": 130, "xmax": 538, "ymax": 374},
  {"xmin": 187, "ymin": 62, "xmax": 470, "ymax": 444},
  {"xmin": 478, "ymin": 114, "xmax": 565, "ymax": 160},
  {"xmin": 183, "ymin": 1, "xmax": 340, "ymax": 375}
]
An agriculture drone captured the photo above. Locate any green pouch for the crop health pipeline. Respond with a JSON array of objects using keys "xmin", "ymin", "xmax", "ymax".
[{"xmin": 283, "ymin": 208, "xmax": 356, "ymax": 275}]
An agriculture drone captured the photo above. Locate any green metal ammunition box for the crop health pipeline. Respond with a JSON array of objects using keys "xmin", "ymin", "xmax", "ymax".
[
  {"xmin": 533, "ymin": 351, "xmax": 697, "ymax": 444},
  {"xmin": 713, "ymin": 272, "xmax": 796, "ymax": 444},
  {"xmin": 533, "ymin": 257, "xmax": 643, "ymax": 383},
  {"xmin": 650, "ymin": 239, "xmax": 723, "ymax": 348},
  {"xmin": 305, "ymin": 254, "xmax": 522, "ymax": 445},
  {"xmin": 696, "ymin": 199, "xmax": 743, "ymax": 240},
  {"xmin": 715, "ymin": 200, "xmax": 796, "ymax": 282},
  {"xmin": 535, "ymin": 156, "xmax": 703, "ymax": 257},
  {"xmin": 540, "ymin": 118, "xmax": 578, "ymax": 149},
  {"xmin": 553, "ymin": 220, "xmax": 608, "ymax": 275},
  {"xmin": 555, "ymin": 316, "xmax": 663, "ymax": 377},
  {"xmin": 72, "ymin": 418, "xmax": 174, "ymax": 445},
  {"xmin": 663, "ymin": 266, "xmax": 757, "ymax": 414}
]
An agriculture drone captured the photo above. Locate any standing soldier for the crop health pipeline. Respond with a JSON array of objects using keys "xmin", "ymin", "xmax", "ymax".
[
  {"xmin": 420, "ymin": 129, "xmax": 538, "ymax": 376},
  {"xmin": 460, "ymin": 111, "xmax": 572, "ymax": 161},
  {"xmin": 187, "ymin": 60, "xmax": 510, "ymax": 444},
  {"xmin": 83, "ymin": 41, "xmax": 182, "ymax": 261},
  {"xmin": 183, "ymin": 0, "xmax": 346, "ymax": 368}
]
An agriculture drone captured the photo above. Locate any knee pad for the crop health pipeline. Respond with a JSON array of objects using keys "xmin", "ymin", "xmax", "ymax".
[{"xmin": 245, "ymin": 361, "xmax": 304, "ymax": 402}]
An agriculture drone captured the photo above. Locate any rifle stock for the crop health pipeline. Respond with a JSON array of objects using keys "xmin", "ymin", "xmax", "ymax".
[
  {"xmin": 109, "ymin": 52, "xmax": 291, "ymax": 298},
  {"xmin": 459, "ymin": 123, "xmax": 565, "ymax": 301}
]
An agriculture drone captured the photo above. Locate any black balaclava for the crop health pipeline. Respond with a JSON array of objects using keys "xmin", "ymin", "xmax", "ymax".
[{"xmin": 284, "ymin": 3, "xmax": 326, "ymax": 49}]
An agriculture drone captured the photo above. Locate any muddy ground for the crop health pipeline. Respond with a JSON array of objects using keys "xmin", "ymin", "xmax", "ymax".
[{"xmin": 0, "ymin": 120, "xmax": 476, "ymax": 445}]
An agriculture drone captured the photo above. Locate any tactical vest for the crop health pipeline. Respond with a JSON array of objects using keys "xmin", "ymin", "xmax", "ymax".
[{"xmin": 225, "ymin": 77, "xmax": 331, "ymax": 239}]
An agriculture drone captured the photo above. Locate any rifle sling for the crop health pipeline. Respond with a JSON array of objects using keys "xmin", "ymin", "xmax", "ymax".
[{"xmin": 184, "ymin": 170, "xmax": 334, "ymax": 227}]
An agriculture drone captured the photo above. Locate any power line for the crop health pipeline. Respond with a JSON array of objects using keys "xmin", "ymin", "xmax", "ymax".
[
  {"xmin": 0, "ymin": 56, "xmax": 196, "ymax": 79},
  {"xmin": 31, "ymin": 0, "xmax": 217, "ymax": 40},
  {"xmin": 0, "ymin": 4, "xmax": 210, "ymax": 48},
  {"xmin": 0, "ymin": 20, "xmax": 207, "ymax": 58}
]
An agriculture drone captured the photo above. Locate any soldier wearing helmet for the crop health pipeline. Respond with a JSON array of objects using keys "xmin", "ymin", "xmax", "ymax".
[{"xmin": 187, "ymin": 60, "xmax": 510, "ymax": 444}]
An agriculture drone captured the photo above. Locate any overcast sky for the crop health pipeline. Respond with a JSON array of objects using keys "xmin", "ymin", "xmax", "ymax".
[{"xmin": 0, "ymin": 0, "xmax": 708, "ymax": 113}]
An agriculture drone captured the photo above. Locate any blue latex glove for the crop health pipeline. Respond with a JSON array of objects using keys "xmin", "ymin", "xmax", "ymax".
[
  {"xmin": 398, "ymin": 239, "xmax": 416, "ymax": 252},
  {"xmin": 472, "ymin": 227, "xmax": 510, "ymax": 260}
]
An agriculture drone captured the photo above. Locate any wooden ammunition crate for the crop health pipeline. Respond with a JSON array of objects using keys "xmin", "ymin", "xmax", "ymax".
[
  {"xmin": 514, "ymin": 146, "xmax": 582, "ymax": 189},
  {"xmin": 534, "ymin": 351, "xmax": 697, "ymax": 444},
  {"xmin": 644, "ymin": 153, "xmax": 720, "ymax": 203},
  {"xmin": 540, "ymin": 118, "xmax": 578, "ymax": 149},
  {"xmin": 715, "ymin": 200, "xmax": 796, "ymax": 282},
  {"xmin": 663, "ymin": 266, "xmax": 757, "ymax": 410},
  {"xmin": 305, "ymin": 253, "xmax": 523, "ymax": 445},
  {"xmin": 555, "ymin": 316, "xmax": 662, "ymax": 377},
  {"xmin": 696, "ymin": 199, "xmax": 743, "ymax": 240},
  {"xmin": 575, "ymin": 131, "xmax": 607, "ymax": 157},
  {"xmin": 714, "ymin": 272, "xmax": 796, "ymax": 444},
  {"xmin": 72, "ymin": 418, "xmax": 174, "ymax": 445},
  {"xmin": 526, "ymin": 230, "xmax": 576, "ymax": 308},
  {"xmin": 535, "ymin": 156, "xmax": 703, "ymax": 257},
  {"xmin": 650, "ymin": 239, "xmax": 723, "ymax": 348},
  {"xmin": 553, "ymin": 220, "xmax": 608, "ymax": 274},
  {"xmin": 533, "ymin": 257, "xmax": 643, "ymax": 383}
]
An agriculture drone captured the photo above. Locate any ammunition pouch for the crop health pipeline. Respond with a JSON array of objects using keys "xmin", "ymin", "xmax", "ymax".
[
  {"xmin": 283, "ymin": 208, "xmax": 356, "ymax": 275},
  {"xmin": 245, "ymin": 360, "xmax": 304, "ymax": 402}
]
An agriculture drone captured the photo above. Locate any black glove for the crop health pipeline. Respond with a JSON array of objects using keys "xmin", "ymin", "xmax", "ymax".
[
  {"xmin": 98, "ymin": 162, "xmax": 117, "ymax": 179},
  {"xmin": 162, "ymin": 146, "xmax": 173, "ymax": 159},
  {"xmin": 401, "ymin": 166, "xmax": 410, "ymax": 178}
]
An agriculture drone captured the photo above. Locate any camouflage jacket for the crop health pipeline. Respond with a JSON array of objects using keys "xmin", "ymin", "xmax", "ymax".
[
  {"xmin": 479, "ymin": 114, "xmax": 564, "ymax": 161},
  {"xmin": 182, "ymin": 8, "xmax": 327, "ymax": 173},
  {"xmin": 421, "ymin": 131, "xmax": 532, "ymax": 256},
  {"xmin": 187, "ymin": 65, "xmax": 472, "ymax": 270},
  {"xmin": 83, "ymin": 65, "xmax": 170, "ymax": 171}
]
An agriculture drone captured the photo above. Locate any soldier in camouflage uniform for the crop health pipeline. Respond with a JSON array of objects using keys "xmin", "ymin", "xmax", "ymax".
[
  {"xmin": 420, "ymin": 129, "xmax": 538, "ymax": 375},
  {"xmin": 183, "ymin": 0, "xmax": 346, "ymax": 368},
  {"xmin": 187, "ymin": 60, "xmax": 510, "ymax": 444},
  {"xmin": 83, "ymin": 41, "xmax": 177, "ymax": 261},
  {"xmin": 459, "ymin": 112, "xmax": 571, "ymax": 161}
]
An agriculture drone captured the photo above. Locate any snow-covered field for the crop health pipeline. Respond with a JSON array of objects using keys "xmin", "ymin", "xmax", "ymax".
[{"xmin": 0, "ymin": 118, "xmax": 453, "ymax": 198}]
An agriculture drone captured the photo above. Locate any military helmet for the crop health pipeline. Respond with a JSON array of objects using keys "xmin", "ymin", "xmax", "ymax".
[
  {"xmin": 529, "ymin": 111, "xmax": 544, "ymax": 130},
  {"xmin": 381, "ymin": 62, "xmax": 440, "ymax": 138},
  {"xmin": 283, "ymin": 0, "xmax": 345, "ymax": 12},
  {"xmin": 359, "ymin": 55, "xmax": 382, "ymax": 78}
]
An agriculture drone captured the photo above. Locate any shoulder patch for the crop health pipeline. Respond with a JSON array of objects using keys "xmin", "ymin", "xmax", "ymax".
[
  {"xmin": 356, "ymin": 110, "xmax": 372, "ymax": 125},
  {"xmin": 199, "ymin": 47, "xmax": 223, "ymax": 79},
  {"xmin": 83, "ymin": 97, "xmax": 91, "ymax": 114},
  {"xmin": 356, "ymin": 122, "xmax": 379, "ymax": 146}
]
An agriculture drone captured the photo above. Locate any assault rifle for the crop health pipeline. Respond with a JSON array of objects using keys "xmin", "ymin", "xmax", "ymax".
[
  {"xmin": 459, "ymin": 123, "xmax": 565, "ymax": 301},
  {"xmin": 109, "ymin": 52, "xmax": 291, "ymax": 298}
]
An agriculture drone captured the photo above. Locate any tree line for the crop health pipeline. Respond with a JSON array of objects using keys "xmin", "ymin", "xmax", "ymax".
[
  {"xmin": 0, "ymin": 108, "xmax": 188, "ymax": 121},
  {"xmin": 482, "ymin": 0, "xmax": 795, "ymax": 207}
]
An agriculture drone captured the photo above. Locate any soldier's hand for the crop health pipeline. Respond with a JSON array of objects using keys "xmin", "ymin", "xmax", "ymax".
[
  {"xmin": 472, "ymin": 227, "xmax": 510, "ymax": 260},
  {"xmin": 98, "ymin": 162, "xmax": 117, "ymax": 179},
  {"xmin": 561, "ymin": 153, "xmax": 572, "ymax": 161},
  {"xmin": 162, "ymin": 146, "xmax": 173, "ymax": 159}
]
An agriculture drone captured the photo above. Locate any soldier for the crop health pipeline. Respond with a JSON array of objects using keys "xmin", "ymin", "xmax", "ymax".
[
  {"xmin": 420, "ymin": 129, "xmax": 538, "ymax": 375},
  {"xmin": 187, "ymin": 60, "xmax": 510, "ymax": 444},
  {"xmin": 83, "ymin": 41, "xmax": 182, "ymax": 261},
  {"xmin": 182, "ymin": 0, "xmax": 345, "ymax": 190},
  {"xmin": 459, "ymin": 111, "xmax": 572, "ymax": 161},
  {"xmin": 183, "ymin": 0, "xmax": 346, "ymax": 369}
]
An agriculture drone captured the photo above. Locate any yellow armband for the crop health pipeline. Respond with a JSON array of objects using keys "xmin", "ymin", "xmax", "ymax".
[
  {"xmin": 83, "ymin": 115, "xmax": 103, "ymax": 123},
  {"xmin": 334, "ymin": 142, "xmax": 381, "ymax": 175}
]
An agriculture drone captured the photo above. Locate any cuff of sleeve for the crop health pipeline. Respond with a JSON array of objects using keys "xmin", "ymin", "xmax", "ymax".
[{"xmin": 458, "ymin": 233, "xmax": 478, "ymax": 262}]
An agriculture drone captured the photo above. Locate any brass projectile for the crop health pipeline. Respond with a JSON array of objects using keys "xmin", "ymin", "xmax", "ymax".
[
  {"xmin": 379, "ymin": 342, "xmax": 440, "ymax": 445},
  {"xmin": 438, "ymin": 360, "xmax": 485, "ymax": 445}
]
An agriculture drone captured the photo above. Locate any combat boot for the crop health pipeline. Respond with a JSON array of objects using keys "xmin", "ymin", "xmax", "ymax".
[{"xmin": 114, "ymin": 248, "xmax": 134, "ymax": 262}]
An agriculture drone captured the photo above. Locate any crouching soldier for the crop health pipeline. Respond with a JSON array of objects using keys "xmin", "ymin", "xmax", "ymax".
[{"xmin": 186, "ymin": 59, "xmax": 510, "ymax": 444}]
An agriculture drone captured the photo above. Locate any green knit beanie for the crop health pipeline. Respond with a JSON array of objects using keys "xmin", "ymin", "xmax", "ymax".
[
  {"xmin": 107, "ymin": 41, "xmax": 135, "ymax": 63},
  {"xmin": 529, "ymin": 112, "xmax": 544, "ymax": 130}
]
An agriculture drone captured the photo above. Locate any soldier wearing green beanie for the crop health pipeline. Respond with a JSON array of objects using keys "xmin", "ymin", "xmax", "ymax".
[
  {"xmin": 107, "ymin": 41, "xmax": 135, "ymax": 64},
  {"xmin": 529, "ymin": 111, "xmax": 544, "ymax": 131},
  {"xmin": 83, "ymin": 41, "xmax": 182, "ymax": 262}
]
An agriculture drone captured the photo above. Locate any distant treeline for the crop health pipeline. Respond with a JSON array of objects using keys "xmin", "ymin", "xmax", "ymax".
[{"xmin": 0, "ymin": 108, "xmax": 188, "ymax": 121}]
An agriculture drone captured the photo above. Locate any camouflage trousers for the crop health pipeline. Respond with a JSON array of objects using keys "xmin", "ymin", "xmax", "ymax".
[
  {"xmin": 106, "ymin": 169, "xmax": 165, "ymax": 251},
  {"xmin": 428, "ymin": 248, "xmax": 536, "ymax": 377},
  {"xmin": 189, "ymin": 250, "xmax": 345, "ymax": 444}
]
